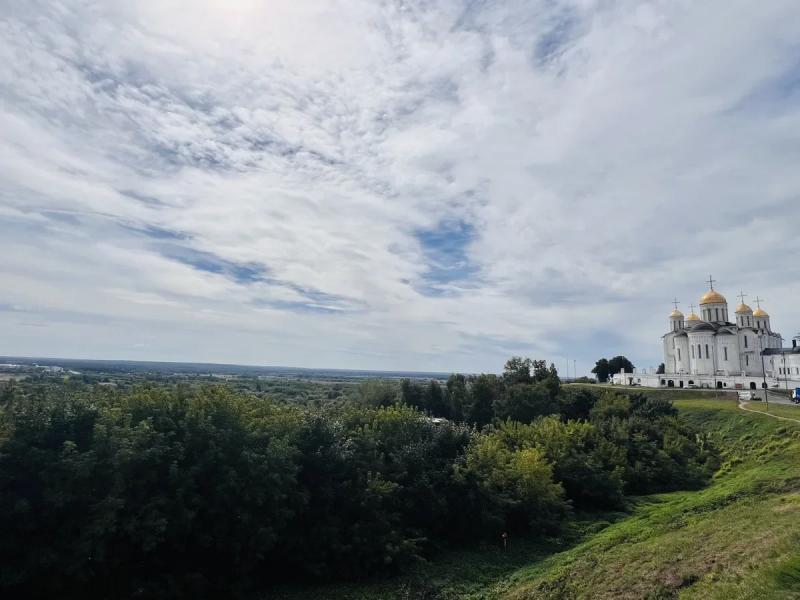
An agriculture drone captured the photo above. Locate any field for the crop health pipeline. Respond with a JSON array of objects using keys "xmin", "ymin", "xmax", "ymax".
[{"xmin": 277, "ymin": 397, "xmax": 800, "ymax": 599}]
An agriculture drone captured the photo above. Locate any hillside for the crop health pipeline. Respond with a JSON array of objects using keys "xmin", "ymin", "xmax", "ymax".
[{"xmin": 278, "ymin": 397, "xmax": 800, "ymax": 600}]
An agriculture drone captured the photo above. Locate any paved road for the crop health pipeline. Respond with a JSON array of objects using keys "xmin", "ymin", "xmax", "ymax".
[{"xmin": 748, "ymin": 389, "xmax": 798, "ymax": 406}]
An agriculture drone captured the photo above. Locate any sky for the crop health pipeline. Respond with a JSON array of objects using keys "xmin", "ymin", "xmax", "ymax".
[{"xmin": 1, "ymin": 0, "xmax": 800, "ymax": 375}]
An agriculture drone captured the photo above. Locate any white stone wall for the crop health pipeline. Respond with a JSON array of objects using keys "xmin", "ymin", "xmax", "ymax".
[
  {"xmin": 612, "ymin": 371, "xmax": 800, "ymax": 391},
  {"xmin": 714, "ymin": 333, "xmax": 740, "ymax": 374},
  {"xmin": 775, "ymin": 354, "xmax": 800, "ymax": 379},
  {"xmin": 736, "ymin": 329, "xmax": 761, "ymax": 374},
  {"xmin": 688, "ymin": 331, "xmax": 715, "ymax": 375},
  {"xmin": 701, "ymin": 302, "xmax": 729, "ymax": 323}
]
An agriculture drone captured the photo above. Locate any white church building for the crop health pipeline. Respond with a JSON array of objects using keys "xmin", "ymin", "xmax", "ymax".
[{"xmin": 613, "ymin": 279, "xmax": 800, "ymax": 391}]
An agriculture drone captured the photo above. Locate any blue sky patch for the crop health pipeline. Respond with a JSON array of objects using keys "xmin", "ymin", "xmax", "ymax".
[
  {"xmin": 413, "ymin": 219, "xmax": 479, "ymax": 296},
  {"xmin": 160, "ymin": 245, "xmax": 268, "ymax": 284}
]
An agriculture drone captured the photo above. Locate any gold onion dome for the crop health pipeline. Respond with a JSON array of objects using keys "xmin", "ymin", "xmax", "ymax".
[
  {"xmin": 753, "ymin": 307, "xmax": 769, "ymax": 317},
  {"xmin": 699, "ymin": 289, "xmax": 727, "ymax": 305},
  {"xmin": 669, "ymin": 308, "xmax": 684, "ymax": 318},
  {"xmin": 735, "ymin": 303, "xmax": 752, "ymax": 313},
  {"xmin": 686, "ymin": 312, "xmax": 701, "ymax": 322}
]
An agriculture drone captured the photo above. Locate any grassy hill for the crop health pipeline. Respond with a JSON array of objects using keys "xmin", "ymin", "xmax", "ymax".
[
  {"xmin": 275, "ymin": 397, "xmax": 800, "ymax": 600},
  {"xmin": 496, "ymin": 398, "xmax": 800, "ymax": 599}
]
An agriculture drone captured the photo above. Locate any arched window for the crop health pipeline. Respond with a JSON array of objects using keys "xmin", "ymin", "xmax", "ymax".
[
  {"xmin": 677, "ymin": 348, "xmax": 681, "ymax": 361},
  {"xmin": 691, "ymin": 346, "xmax": 695, "ymax": 359},
  {"xmin": 723, "ymin": 347, "xmax": 728, "ymax": 361},
  {"xmin": 698, "ymin": 344, "xmax": 702, "ymax": 358},
  {"xmin": 705, "ymin": 344, "xmax": 710, "ymax": 358},
  {"xmin": 744, "ymin": 335, "xmax": 748, "ymax": 348}
]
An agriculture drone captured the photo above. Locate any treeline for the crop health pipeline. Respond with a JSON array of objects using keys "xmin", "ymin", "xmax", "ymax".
[
  {"xmin": 0, "ymin": 360, "xmax": 719, "ymax": 599},
  {"xmin": 397, "ymin": 357, "xmax": 562, "ymax": 425}
]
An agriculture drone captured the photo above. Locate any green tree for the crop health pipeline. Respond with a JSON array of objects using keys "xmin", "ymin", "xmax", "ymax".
[
  {"xmin": 460, "ymin": 434, "xmax": 567, "ymax": 534},
  {"xmin": 559, "ymin": 386, "xmax": 600, "ymax": 421},
  {"xmin": 465, "ymin": 374, "xmax": 501, "ymax": 427},
  {"xmin": 608, "ymin": 356, "xmax": 635, "ymax": 376},
  {"xmin": 591, "ymin": 358, "xmax": 611, "ymax": 382},
  {"xmin": 400, "ymin": 378, "xmax": 424, "ymax": 409},
  {"xmin": 424, "ymin": 380, "xmax": 448, "ymax": 417},
  {"xmin": 493, "ymin": 383, "xmax": 557, "ymax": 423},
  {"xmin": 503, "ymin": 357, "xmax": 533, "ymax": 385},
  {"xmin": 359, "ymin": 380, "xmax": 399, "ymax": 408},
  {"xmin": 446, "ymin": 374, "xmax": 468, "ymax": 422}
]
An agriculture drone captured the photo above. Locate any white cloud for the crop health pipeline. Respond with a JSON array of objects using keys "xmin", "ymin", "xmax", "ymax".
[{"xmin": 1, "ymin": 0, "xmax": 799, "ymax": 374}]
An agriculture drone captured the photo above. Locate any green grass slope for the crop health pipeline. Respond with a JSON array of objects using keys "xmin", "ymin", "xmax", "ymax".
[
  {"xmin": 497, "ymin": 398, "xmax": 800, "ymax": 600},
  {"xmin": 273, "ymin": 397, "xmax": 800, "ymax": 600}
]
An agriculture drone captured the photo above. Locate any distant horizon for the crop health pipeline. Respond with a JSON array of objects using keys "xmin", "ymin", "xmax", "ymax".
[
  {"xmin": 0, "ymin": 354, "xmax": 462, "ymax": 377},
  {"xmin": 0, "ymin": 353, "xmax": 598, "ymax": 380}
]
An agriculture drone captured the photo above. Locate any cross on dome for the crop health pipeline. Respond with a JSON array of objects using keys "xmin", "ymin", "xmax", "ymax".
[
  {"xmin": 738, "ymin": 291, "xmax": 747, "ymax": 304},
  {"xmin": 707, "ymin": 275, "xmax": 716, "ymax": 290},
  {"xmin": 672, "ymin": 297, "xmax": 680, "ymax": 310},
  {"xmin": 754, "ymin": 296, "xmax": 764, "ymax": 308}
]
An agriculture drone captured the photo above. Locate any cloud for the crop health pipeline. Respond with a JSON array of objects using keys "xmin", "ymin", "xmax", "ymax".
[{"xmin": 1, "ymin": 0, "xmax": 799, "ymax": 373}]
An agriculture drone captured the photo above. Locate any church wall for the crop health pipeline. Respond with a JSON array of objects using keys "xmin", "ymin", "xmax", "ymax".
[
  {"xmin": 714, "ymin": 334, "xmax": 740, "ymax": 375},
  {"xmin": 663, "ymin": 335, "xmax": 674, "ymax": 372},
  {"xmin": 774, "ymin": 354, "xmax": 800, "ymax": 379},
  {"xmin": 614, "ymin": 371, "xmax": 800, "ymax": 390},
  {"xmin": 737, "ymin": 329, "xmax": 762, "ymax": 375},
  {"xmin": 687, "ymin": 332, "xmax": 715, "ymax": 375},
  {"xmin": 675, "ymin": 336, "xmax": 689, "ymax": 373},
  {"xmin": 701, "ymin": 302, "xmax": 728, "ymax": 323}
]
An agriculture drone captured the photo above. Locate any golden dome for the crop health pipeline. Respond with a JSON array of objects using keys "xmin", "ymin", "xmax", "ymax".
[
  {"xmin": 753, "ymin": 307, "xmax": 769, "ymax": 317},
  {"xmin": 686, "ymin": 312, "xmax": 701, "ymax": 322},
  {"xmin": 735, "ymin": 303, "xmax": 752, "ymax": 314},
  {"xmin": 669, "ymin": 308, "xmax": 684, "ymax": 318},
  {"xmin": 699, "ymin": 289, "xmax": 727, "ymax": 305}
]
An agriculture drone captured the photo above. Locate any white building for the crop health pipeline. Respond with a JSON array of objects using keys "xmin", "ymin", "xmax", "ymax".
[{"xmin": 613, "ymin": 280, "xmax": 800, "ymax": 392}]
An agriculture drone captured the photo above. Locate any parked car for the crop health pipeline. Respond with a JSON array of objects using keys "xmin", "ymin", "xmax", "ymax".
[
  {"xmin": 738, "ymin": 391, "xmax": 758, "ymax": 401},
  {"xmin": 792, "ymin": 388, "xmax": 800, "ymax": 404}
]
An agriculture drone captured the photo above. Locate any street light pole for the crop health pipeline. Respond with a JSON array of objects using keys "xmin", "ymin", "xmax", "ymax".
[{"xmin": 760, "ymin": 341, "xmax": 769, "ymax": 412}]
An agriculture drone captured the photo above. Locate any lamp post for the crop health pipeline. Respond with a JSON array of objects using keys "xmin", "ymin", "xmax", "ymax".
[{"xmin": 760, "ymin": 338, "xmax": 769, "ymax": 412}]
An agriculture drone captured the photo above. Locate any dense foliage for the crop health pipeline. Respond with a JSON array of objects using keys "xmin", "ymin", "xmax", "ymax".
[
  {"xmin": 591, "ymin": 355, "xmax": 635, "ymax": 382},
  {"xmin": 0, "ymin": 362, "xmax": 718, "ymax": 599}
]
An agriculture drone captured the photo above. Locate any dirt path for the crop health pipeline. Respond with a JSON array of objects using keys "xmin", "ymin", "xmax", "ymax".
[{"xmin": 738, "ymin": 400, "xmax": 800, "ymax": 425}]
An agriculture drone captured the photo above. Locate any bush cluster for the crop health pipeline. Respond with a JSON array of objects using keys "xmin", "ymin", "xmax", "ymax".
[{"xmin": 0, "ymin": 363, "xmax": 718, "ymax": 598}]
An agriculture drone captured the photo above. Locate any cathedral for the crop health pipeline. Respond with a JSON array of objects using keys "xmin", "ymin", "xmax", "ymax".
[
  {"xmin": 613, "ymin": 277, "xmax": 800, "ymax": 390},
  {"xmin": 663, "ymin": 279, "xmax": 782, "ymax": 378}
]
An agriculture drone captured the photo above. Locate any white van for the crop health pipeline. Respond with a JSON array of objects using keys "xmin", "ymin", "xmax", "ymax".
[{"xmin": 738, "ymin": 391, "xmax": 757, "ymax": 401}]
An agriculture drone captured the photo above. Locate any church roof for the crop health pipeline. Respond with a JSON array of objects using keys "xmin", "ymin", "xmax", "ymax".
[
  {"xmin": 753, "ymin": 307, "xmax": 769, "ymax": 317},
  {"xmin": 735, "ymin": 303, "xmax": 753, "ymax": 314},
  {"xmin": 689, "ymin": 322, "xmax": 716, "ymax": 332},
  {"xmin": 669, "ymin": 308, "xmax": 684, "ymax": 318},
  {"xmin": 763, "ymin": 346, "xmax": 800, "ymax": 355},
  {"xmin": 700, "ymin": 289, "xmax": 727, "ymax": 305}
]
